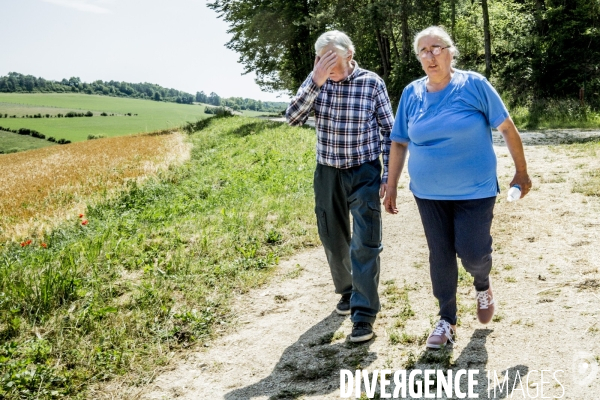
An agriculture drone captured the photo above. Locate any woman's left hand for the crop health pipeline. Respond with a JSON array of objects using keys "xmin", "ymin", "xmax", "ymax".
[
  {"xmin": 509, "ymin": 171, "xmax": 532, "ymax": 199},
  {"xmin": 497, "ymin": 117, "xmax": 532, "ymax": 199}
]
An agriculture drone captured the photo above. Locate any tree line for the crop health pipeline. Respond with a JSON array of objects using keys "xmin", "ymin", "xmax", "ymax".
[
  {"xmin": 195, "ymin": 90, "xmax": 287, "ymax": 112},
  {"xmin": 0, "ymin": 72, "xmax": 288, "ymax": 112},
  {"xmin": 209, "ymin": 0, "xmax": 599, "ymax": 110},
  {"xmin": 0, "ymin": 112, "xmax": 135, "ymax": 119},
  {"xmin": 0, "ymin": 73, "xmax": 196, "ymax": 103}
]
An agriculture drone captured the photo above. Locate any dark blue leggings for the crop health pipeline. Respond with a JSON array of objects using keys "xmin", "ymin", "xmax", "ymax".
[{"xmin": 414, "ymin": 196, "xmax": 496, "ymax": 325}]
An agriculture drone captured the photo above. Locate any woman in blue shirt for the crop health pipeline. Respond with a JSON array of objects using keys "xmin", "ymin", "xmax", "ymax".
[{"xmin": 384, "ymin": 26, "xmax": 532, "ymax": 349}]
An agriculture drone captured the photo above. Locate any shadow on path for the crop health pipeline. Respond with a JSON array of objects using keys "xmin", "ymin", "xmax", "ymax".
[
  {"xmin": 454, "ymin": 329, "xmax": 528, "ymax": 399},
  {"xmin": 404, "ymin": 329, "xmax": 529, "ymax": 399},
  {"xmin": 224, "ymin": 311, "xmax": 377, "ymax": 399}
]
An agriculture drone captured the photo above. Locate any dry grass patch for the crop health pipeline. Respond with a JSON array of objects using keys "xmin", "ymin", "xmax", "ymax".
[{"xmin": 0, "ymin": 131, "xmax": 190, "ymax": 241}]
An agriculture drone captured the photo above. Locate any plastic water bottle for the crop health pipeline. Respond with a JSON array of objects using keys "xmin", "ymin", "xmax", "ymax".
[{"xmin": 506, "ymin": 185, "xmax": 521, "ymax": 202}]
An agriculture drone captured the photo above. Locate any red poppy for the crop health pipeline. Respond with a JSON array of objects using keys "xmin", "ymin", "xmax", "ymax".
[
  {"xmin": 20, "ymin": 242, "xmax": 26, "ymax": 247},
  {"xmin": 41, "ymin": 243, "xmax": 48, "ymax": 248},
  {"xmin": 26, "ymin": 240, "xmax": 32, "ymax": 245},
  {"xmin": 81, "ymin": 220, "xmax": 89, "ymax": 226},
  {"xmin": 79, "ymin": 214, "xmax": 84, "ymax": 218}
]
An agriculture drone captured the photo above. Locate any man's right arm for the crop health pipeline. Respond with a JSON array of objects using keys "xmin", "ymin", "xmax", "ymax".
[
  {"xmin": 287, "ymin": 51, "xmax": 338, "ymax": 126},
  {"xmin": 285, "ymin": 75, "xmax": 320, "ymax": 126}
]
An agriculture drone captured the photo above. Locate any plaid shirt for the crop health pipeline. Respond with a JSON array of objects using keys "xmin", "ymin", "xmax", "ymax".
[{"xmin": 286, "ymin": 62, "xmax": 394, "ymax": 182}]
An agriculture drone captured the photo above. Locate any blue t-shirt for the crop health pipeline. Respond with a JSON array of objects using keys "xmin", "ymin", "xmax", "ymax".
[{"xmin": 390, "ymin": 69, "xmax": 509, "ymax": 200}]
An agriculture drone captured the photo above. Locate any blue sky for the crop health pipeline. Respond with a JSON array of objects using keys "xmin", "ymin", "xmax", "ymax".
[{"xmin": 0, "ymin": 0, "xmax": 289, "ymax": 102}]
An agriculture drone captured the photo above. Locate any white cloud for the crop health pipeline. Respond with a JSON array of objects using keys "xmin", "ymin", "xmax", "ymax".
[{"xmin": 42, "ymin": 0, "xmax": 111, "ymax": 14}]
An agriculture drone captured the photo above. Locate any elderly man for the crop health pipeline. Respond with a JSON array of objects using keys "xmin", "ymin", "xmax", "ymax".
[{"xmin": 286, "ymin": 30, "xmax": 394, "ymax": 342}]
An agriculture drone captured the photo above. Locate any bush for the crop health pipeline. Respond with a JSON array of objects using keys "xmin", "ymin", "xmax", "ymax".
[
  {"xmin": 47, "ymin": 137, "xmax": 56, "ymax": 143},
  {"xmin": 56, "ymin": 138, "xmax": 71, "ymax": 144},
  {"xmin": 87, "ymin": 134, "xmax": 106, "ymax": 140},
  {"xmin": 65, "ymin": 111, "xmax": 84, "ymax": 118},
  {"xmin": 100, "ymin": 112, "xmax": 108, "ymax": 116},
  {"xmin": 13, "ymin": 128, "xmax": 45, "ymax": 139},
  {"xmin": 204, "ymin": 106, "xmax": 233, "ymax": 117},
  {"xmin": 30, "ymin": 130, "xmax": 45, "ymax": 139},
  {"xmin": 85, "ymin": 111, "xmax": 93, "ymax": 117}
]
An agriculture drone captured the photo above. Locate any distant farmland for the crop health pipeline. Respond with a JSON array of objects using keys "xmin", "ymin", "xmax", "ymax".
[
  {"xmin": 0, "ymin": 129, "xmax": 56, "ymax": 152},
  {"xmin": 0, "ymin": 93, "xmax": 215, "ymax": 145}
]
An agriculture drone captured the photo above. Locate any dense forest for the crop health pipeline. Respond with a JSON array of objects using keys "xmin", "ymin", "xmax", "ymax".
[
  {"xmin": 209, "ymin": 0, "xmax": 599, "ymax": 111},
  {"xmin": 0, "ymin": 72, "xmax": 287, "ymax": 113}
]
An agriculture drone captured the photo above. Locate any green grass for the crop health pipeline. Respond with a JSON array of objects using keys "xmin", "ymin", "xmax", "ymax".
[
  {"xmin": 0, "ymin": 130, "xmax": 56, "ymax": 153},
  {"xmin": 0, "ymin": 116, "xmax": 318, "ymax": 399},
  {"xmin": 0, "ymin": 93, "xmax": 213, "ymax": 143},
  {"xmin": 510, "ymin": 98, "xmax": 600, "ymax": 130}
]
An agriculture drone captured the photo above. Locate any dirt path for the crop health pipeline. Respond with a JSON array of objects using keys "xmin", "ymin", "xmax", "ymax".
[{"xmin": 106, "ymin": 131, "xmax": 600, "ymax": 399}]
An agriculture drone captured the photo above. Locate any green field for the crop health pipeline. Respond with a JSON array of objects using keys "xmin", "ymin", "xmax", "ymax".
[
  {"xmin": 0, "ymin": 129, "xmax": 56, "ymax": 153},
  {"xmin": 0, "ymin": 93, "xmax": 213, "ymax": 143},
  {"xmin": 0, "ymin": 102, "xmax": 106, "ymax": 117}
]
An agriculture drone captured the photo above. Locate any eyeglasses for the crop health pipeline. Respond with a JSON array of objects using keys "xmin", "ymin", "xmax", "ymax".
[{"xmin": 419, "ymin": 45, "xmax": 450, "ymax": 58}]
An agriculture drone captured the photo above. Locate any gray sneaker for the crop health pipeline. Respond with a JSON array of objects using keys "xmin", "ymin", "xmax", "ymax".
[
  {"xmin": 335, "ymin": 293, "xmax": 351, "ymax": 315},
  {"xmin": 350, "ymin": 322, "xmax": 373, "ymax": 343}
]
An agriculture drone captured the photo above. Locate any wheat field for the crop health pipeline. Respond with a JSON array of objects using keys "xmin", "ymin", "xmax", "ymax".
[{"xmin": 0, "ymin": 131, "xmax": 190, "ymax": 241}]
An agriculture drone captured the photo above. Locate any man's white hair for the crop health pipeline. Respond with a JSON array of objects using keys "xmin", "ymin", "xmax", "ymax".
[
  {"xmin": 413, "ymin": 26, "xmax": 459, "ymax": 63},
  {"xmin": 315, "ymin": 30, "xmax": 355, "ymax": 58}
]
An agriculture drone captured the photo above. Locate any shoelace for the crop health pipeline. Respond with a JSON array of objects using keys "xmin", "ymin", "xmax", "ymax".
[
  {"xmin": 431, "ymin": 321, "xmax": 455, "ymax": 343},
  {"xmin": 476, "ymin": 290, "xmax": 494, "ymax": 309}
]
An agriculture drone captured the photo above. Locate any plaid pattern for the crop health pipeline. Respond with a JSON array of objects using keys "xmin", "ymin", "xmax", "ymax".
[{"xmin": 286, "ymin": 63, "xmax": 394, "ymax": 182}]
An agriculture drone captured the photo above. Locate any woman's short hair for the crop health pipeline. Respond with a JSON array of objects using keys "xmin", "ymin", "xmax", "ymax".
[
  {"xmin": 413, "ymin": 26, "xmax": 459, "ymax": 62},
  {"xmin": 315, "ymin": 30, "xmax": 355, "ymax": 58}
]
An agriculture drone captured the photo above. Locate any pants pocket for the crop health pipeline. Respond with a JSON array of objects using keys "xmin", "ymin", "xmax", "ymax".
[
  {"xmin": 367, "ymin": 201, "xmax": 382, "ymax": 243},
  {"xmin": 315, "ymin": 206, "xmax": 329, "ymax": 238}
]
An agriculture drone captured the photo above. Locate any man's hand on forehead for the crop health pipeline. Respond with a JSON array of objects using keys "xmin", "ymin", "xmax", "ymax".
[
  {"xmin": 312, "ymin": 50, "xmax": 338, "ymax": 87},
  {"xmin": 315, "ymin": 49, "xmax": 338, "ymax": 64}
]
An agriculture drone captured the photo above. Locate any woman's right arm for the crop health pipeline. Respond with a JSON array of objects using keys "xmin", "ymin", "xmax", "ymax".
[
  {"xmin": 383, "ymin": 85, "xmax": 413, "ymax": 214},
  {"xmin": 383, "ymin": 141, "xmax": 408, "ymax": 214}
]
